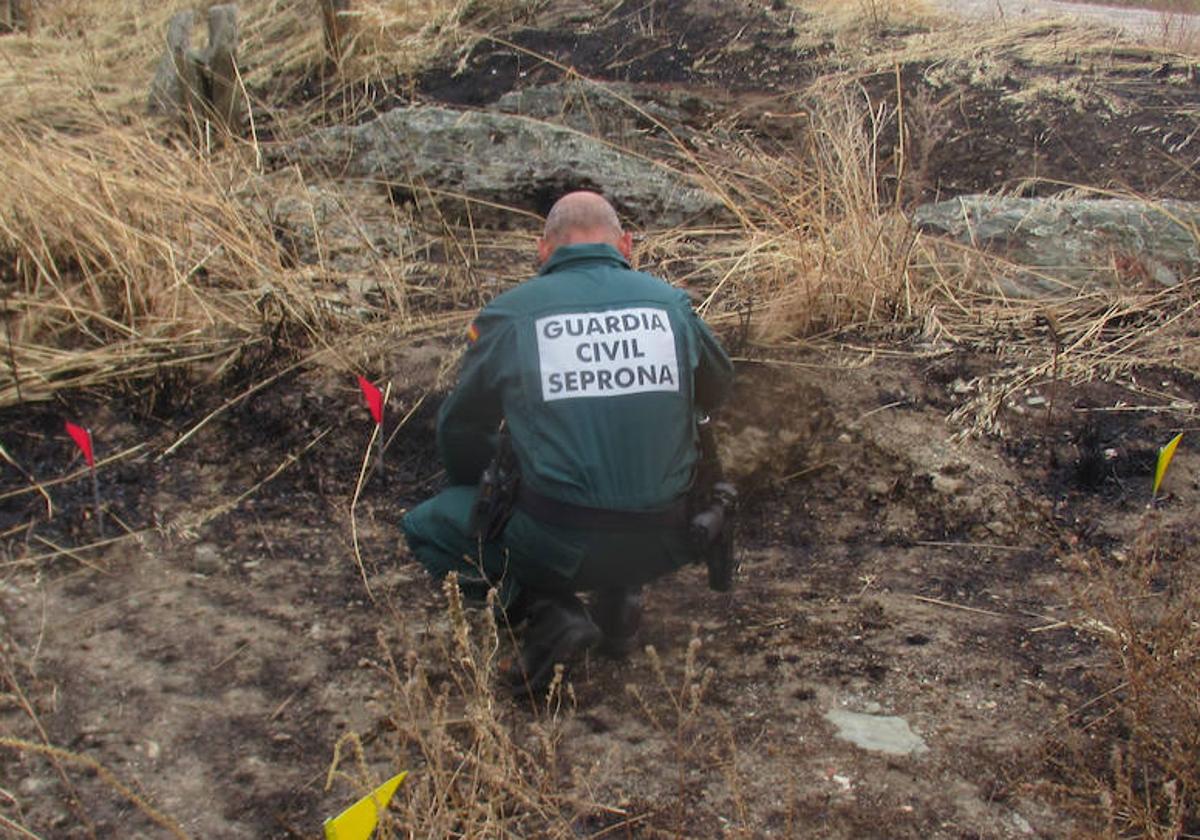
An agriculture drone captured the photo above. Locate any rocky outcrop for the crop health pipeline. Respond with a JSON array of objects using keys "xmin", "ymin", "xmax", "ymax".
[
  {"xmin": 148, "ymin": 5, "xmax": 247, "ymax": 133},
  {"xmin": 914, "ymin": 195, "xmax": 1200, "ymax": 297},
  {"xmin": 1, "ymin": 0, "xmax": 31, "ymax": 33},
  {"xmin": 284, "ymin": 105, "xmax": 728, "ymax": 227}
]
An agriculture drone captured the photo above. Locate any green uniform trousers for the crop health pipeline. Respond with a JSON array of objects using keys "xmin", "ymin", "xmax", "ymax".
[{"xmin": 402, "ymin": 486, "xmax": 695, "ymax": 607}]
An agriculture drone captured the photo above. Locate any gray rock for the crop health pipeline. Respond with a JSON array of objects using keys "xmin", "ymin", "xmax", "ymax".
[
  {"xmin": 285, "ymin": 106, "xmax": 727, "ymax": 228},
  {"xmin": 203, "ymin": 5, "xmax": 245, "ymax": 130},
  {"xmin": 825, "ymin": 708, "xmax": 929, "ymax": 756},
  {"xmin": 193, "ymin": 542, "xmax": 224, "ymax": 574},
  {"xmin": 148, "ymin": 10, "xmax": 197, "ymax": 117},
  {"xmin": 147, "ymin": 5, "xmax": 247, "ymax": 132},
  {"xmin": 1, "ymin": 0, "xmax": 31, "ymax": 32},
  {"xmin": 913, "ymin": 195, "xmax": 1200, "ymax": 297}
]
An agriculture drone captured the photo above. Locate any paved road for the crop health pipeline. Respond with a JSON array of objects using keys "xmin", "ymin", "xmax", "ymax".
[{"xmin": 931, "ymin": 0, "xmax": 1198, "ymax": 41}]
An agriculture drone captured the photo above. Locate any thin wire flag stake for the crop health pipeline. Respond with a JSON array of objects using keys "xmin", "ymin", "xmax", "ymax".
[
  {"xmin": 357, "ymin": 376, "xmax": 387, "ymax": 486},
  {"xmin": 65, "ymin": 421, "xmax": 103, "ymax": 536}
]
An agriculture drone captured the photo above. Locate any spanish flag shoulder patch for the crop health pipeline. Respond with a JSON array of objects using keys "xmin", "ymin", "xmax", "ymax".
[{"xmin": 466, "ymin": 321, "xmax": 480, "ymax": 344}]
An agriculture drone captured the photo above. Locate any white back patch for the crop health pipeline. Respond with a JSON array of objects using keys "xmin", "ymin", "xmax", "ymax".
[{"xmin": 536, "ymin": 306, "xmax": 680, "ymax": 402}]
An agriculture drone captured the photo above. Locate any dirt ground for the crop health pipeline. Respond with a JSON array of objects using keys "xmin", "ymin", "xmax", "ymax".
[
  {"xmin": 936, "ymin": 0, "xmax": 1199, "ymax": 38},
  {"xmin": 3, "ymin": 1, "xmax": 1200, "ymax": 837}
]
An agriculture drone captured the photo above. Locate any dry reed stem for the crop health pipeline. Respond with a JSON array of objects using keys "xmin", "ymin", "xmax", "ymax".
[{"xmin": 0, "ymin": 443, "xmax": 146, "ymax": 505}]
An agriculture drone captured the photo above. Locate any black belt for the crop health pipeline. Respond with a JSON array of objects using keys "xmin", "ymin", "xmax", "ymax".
[{"xmin": 516, "ymin": 485, "xmax": 688, "ymax": 531}]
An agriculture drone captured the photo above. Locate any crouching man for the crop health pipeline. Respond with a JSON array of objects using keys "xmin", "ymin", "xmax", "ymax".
[{"xmin": 402, "ymin": 191, "xmax": 734, "ymax": 693}]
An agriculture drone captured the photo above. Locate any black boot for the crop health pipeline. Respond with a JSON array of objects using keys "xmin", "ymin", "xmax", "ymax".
[
  {"xmin": 591, "ymin": 587, "xmax": 643, "ymax": 659},
  {"xmin": 505, "ymin": 593, "xmax": 600, "ymax": 695}
]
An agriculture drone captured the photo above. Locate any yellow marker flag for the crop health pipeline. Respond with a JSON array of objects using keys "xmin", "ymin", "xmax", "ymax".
[
  {"xmin": 1153, "ymin": 433, "xmax": 1184, "ymax": 498},
  {"xmin": 324, "ymin": 772, "xmax": 408, "ymax": 840}
]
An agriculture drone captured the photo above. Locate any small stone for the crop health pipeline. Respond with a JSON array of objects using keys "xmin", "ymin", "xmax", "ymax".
[
  {"xmin": 1025, "ymin": 395, "xmax": 1047, "ymax": 407},
  {"xmin": 193, "ymin": 542, "xmax": 223, "ymax": 574},
  {"xmin": 824, "ymin": 708, "xmax": 929, "ymax": 755},
  {"xmin": 19, "ymin": 776, "xmax": 49, "ymax": 795},
  {"xmin": 931, "ymin": 474, "xmax": 964, "ymax": 495},
  {"xmin": 984, "ymin": 520, "xmax": 1012, "ymax": 537},
  {"xmin": 866, "ymin": 478, "xmax": 892, "ymax": 498}
]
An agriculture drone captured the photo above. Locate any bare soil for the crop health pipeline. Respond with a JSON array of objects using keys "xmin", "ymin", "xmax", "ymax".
[{"xmin": 3, "ymin": 1, "xmax": 1200, "ymax": 837}]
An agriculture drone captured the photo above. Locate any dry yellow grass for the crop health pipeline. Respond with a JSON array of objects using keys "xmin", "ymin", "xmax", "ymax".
[
  {"xmin": 0, "ymin": 0, "xmax": 542, "ymax": 127},
  {"xmin": 0, "ymin": 118, "xmax": 279, "ymax": 403},
  {"xmin": 0, "ymin": 0, "xmax": 554, "ymax": 409}
]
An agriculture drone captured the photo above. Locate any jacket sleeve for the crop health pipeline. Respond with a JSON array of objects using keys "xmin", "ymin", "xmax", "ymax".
[
  {"xmin": 685, "ymin": 300, "xmax": 734, "ymax": 414},
  {"xmin": 436, "ymin": 311, "xmax": 510, "ymax": 485}
]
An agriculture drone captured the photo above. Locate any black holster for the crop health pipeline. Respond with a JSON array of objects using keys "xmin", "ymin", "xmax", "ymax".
[
  {"xmin": 468, "ymin": 429, "xmax": 519, "ymax": 543},
  {"xmin": 689, "ymin": 416, "xmax": 739, "ymax": 591}
]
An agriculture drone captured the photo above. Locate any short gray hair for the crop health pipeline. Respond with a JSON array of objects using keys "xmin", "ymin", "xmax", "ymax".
[{"xmin": 543, "ymin": 192, "xmax": 622, "ymax": 243}]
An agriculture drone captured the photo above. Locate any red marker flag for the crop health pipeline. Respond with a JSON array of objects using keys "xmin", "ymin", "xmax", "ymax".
[
  {"xmin": 65, "ymin": 421, "xmax": 95, "ymax": 467},
  {"xmin": 357, "ymin": 376, "xmax": 384, "ymax": 426}
]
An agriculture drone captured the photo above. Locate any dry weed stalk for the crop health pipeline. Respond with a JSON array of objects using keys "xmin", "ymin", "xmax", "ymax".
[
  {"xmin": 1050, "ymin": 514, "xmax": 1200, "ymax": 837},
  {"xmin": 349, "ymin": 575, "xmax": 581, "ymax": 838},
  {"xmin": 626, "ymin": 633, "xmax": 747, "ymax": 835}
]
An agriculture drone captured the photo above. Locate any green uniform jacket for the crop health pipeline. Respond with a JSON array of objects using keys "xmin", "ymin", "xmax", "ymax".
[{"xmin": 437, "ymin": 243, "xmax": 734, "ymax": 510}]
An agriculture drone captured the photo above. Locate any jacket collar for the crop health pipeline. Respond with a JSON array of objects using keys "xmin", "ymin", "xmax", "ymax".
[{"xmin": 538, "ymin": 243, "xmax": 630, "ymax": 275}]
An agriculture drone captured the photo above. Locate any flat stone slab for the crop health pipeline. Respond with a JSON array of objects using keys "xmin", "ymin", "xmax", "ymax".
[
  {"xmin": 284, "ymin": 105, "xmax": 727, "ymax": 228},
  {"xmin": 824, "ymin": 708, "xmax": 930, "ymax": 756},
  {"xmin": 913, "ymin": 195, "xmax": 1200, "ymax": 297}
]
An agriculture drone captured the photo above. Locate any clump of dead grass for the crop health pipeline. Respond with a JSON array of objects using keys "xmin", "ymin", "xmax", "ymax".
[
  {"xmin": 666, "ymin": 70, "xmax": 1197, "ymax": 439},
  {"xmin": 945, "ymin": 275, "xmax": 1200, "ymax": 436},
  {"xmin": 671, "ymin": 82, "xmax": 929, "ymax": 342},
  {"xmin": 1048, "ymin": 515, "xmax": 1200, "ymax": 838},
  {"xmin": 0, "ymin": 0, "xmax": 543, "ymax": 129},
  {"xmin": 327, "ymin": 575, "xmax": 582, "ymax": 838},
  {"xmin": 325, "ymin": 579, "xmax": 753, "ymax": 838},
  {"xmin": 0, "ymin": 117, "xmax": 307, "ymax": 405}
]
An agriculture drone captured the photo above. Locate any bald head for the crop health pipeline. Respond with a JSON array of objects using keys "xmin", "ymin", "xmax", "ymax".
[{"xmin": 538, "ymin": 191, "xmax": 633, "ymax": 265}]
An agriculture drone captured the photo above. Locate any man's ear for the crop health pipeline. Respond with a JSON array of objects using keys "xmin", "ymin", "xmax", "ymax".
[
  {"xmin": 537, "ymin": 237, "xmax": 555, "ymax": 265},
  {"xmin": 616, "ymin": 230, "xmax": 634, "ymax": 262}
]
